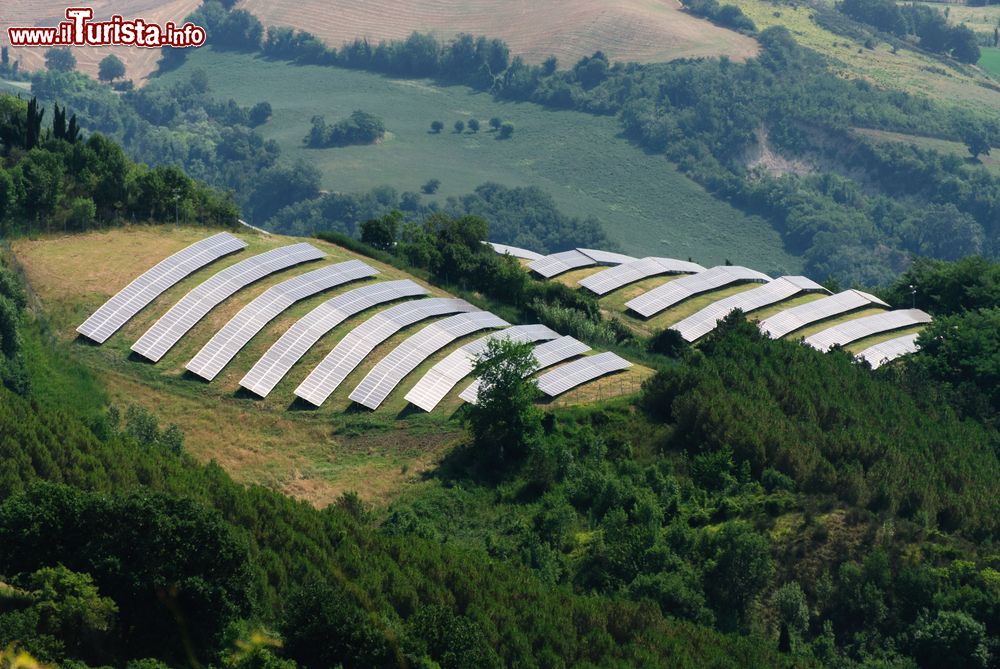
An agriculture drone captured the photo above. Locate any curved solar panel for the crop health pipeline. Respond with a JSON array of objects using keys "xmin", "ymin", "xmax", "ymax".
[
  {"xmin": 459, "ymin": 335, "xmax": 591, "ymax": 404},
  {"xmin": 804, "ymin": 309, "xmax": 931, "ymax": 352},
  {"xmin": 535, "ymin": 352, "xmax": 633, "ymax": 397},
  {"xmin": 404, "ymin": 324, "xmax": 559, "ymax": 412},
  {"xmin": 579, "ymin": 257, "xmax": 707, "ymax": 295},
  {"xmin": 856, "ymin": 333, "xmax": 921, "ymax": 369},
  {"xmin": 625, "ymin": 266, "xmax": 772, "ymax": 318},
  {"xmin": 757, "ymin": 289, "xmax": 889, "ymax": 339},
  {"xmin": 131, "ymin": 243, "xmax": 326, "ymax": 362},
  {"xmin": 185, "ymin": 260, "xmax": 377, "ymax": 381},
  {"xmin": 239, "ymin": 279, "xmax": 427, "ymax": 398},
  {"xmin": 486, "ymin": 242, "xmax": 544, "ymax": 261},
  {"xmin": 293, "ymin": 297, "xmax": 477, "ymax": 407},
  {"xmin": 670, "ymin": 276, "xmax": 827, "ymax": 342},
  {"xmin": 528, "ymin": 250, "xmax": 596, "ymax": 278},
  {"xmin": 77, "ymin": 232, "xmax": 247, "ymax": 343},
  {"xmin": 349, "ymin": 311, "xmax": 509, "ymax": 410}
]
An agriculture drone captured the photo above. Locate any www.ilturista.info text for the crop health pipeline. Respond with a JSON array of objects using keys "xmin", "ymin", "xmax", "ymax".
[{"xmin": 7, "ymin": 7, "xmax": 206, "ymax": 48}]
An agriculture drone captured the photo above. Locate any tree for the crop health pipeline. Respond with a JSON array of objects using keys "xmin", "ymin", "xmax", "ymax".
[
  {"xmin": 910, "ymin": 610, "xmax": 990, "ymax": 669},
  {"xmin": 360, "ymin": 211, "xmax": 401, "ymax": 251},
  {"xmin": 467, "ymin": 118, "xmax": 480, "ymax": 133},
  {"xmin": 498, "ymin": 122, "xmax": 514, "ymax": 139},
  {"xmin": 421, "ymin": 178, "xmax": 441, "ymax": 194},
  {"xmin": 44, "ymin": 48, "xmax": 76, "ymax": 73},
  {"xmin": 454, "ymin": 120, "xmax": 465, "ymax": 133},
  {"xmin": 430, "ymin": 120, "xmax": 444, "ymax": 133},
  {"xmin": 770, "ymin": 582, "xmax": 809, "ymax": 651},
  {"xmin": 963, "ymin": 124, "xmax": 991, "ymax": 160},
  {"xmin": 705, "ymin": 522, "xmax": 774, "ymax": 631},
  {"xmin": 248, "ymin": 101, "xmax": 272, "ymax": 127},
  {"xmin": 949, "ymin": 24, "xmax": 980, "ymax": 64},
  {"xmin": 489, "ymin": 116, "xmax": 503, "ymax": 131},
  {"xmin": 467, "ymin": 337, "xmax": 542, "ymax": 461},
  {"xmin": 98, "ymin": 54, "xmax": 125, "ymax": 83}
]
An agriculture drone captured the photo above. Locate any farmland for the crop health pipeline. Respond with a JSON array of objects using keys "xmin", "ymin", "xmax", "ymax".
[
  {"xmin": 235, "ymin": 0, "xmax": 759, "ymax": 65},
  {"xmin": 157, "ymin": 48, "xmax": 802, "ymax": 273}
]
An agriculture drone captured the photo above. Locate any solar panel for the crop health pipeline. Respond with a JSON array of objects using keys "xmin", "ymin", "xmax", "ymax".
[
  {"xmin": 459, "ymin": 335, "xmax": 591, "ymax": 404},
  {"xmin": 404, "ymin": 324, "xmax": 559, "ymax": 412},
  {"xmin": 578, "ymin": 257, "xmax": 707, "ymax": 295},
  {"xmin": 293, "ymin": 297, "xmax": 478, "ymax": 407},
  {"xmin": 577, "ymin": 248, "xmax": 637, "ymax": 265},
  {"xmin": 804, "ymin": 309, "xmax": 932, "ymax": 352},
  {"xmin": 625, "ymin": 266, "xmax": 772, "ymax": 318},
  {"xmin": 349, "ymin": 311, "xmax": 509, "ymax": 410},
  {"xmin": 535, "ymin": 351, "xmax": 633, "ymax": 397},
  {"xmin": 184, "ymin": 260, "xmax": 378, "ymax": 381},
  {"xmin": 486, "ymin": 241, "xmax": 544, "ymax": 261},
  {"xmin": 757, "ymin": 289, "xmax": 889, "ymax": 339},
  {"xmin": 131, "ymin": 243, "xmax": 326, "ymax": 362},
  {"xmin": 239, "ymin": 279, "xmax": 428, "ymax": 397},
  {"xmin": 670, "ymin": 276, "xmax": 827, "ymax": 342},
  {"xmin": 856, "ymin": 333, "xmax": 921, "ymax": 369},
  {"xmin": 77, "ymin": 232, "xmax": 247, "ymax": 343},
  {"xmin": 528, "ymin": 250, "xmax": 596, "ymax": 278}
]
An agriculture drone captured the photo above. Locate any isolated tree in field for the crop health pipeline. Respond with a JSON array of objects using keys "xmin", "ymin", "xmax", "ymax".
[
  {"xmin": 963, "ymin": 124, "xmax": 991, "ymax": 160},
  {"xmin": 468, "ymin": 118, "xmax": 480, "ymax": 133},
  {"xmin": 422, "ymin": 178, "xmax": 441, "ymax": 194},
  {"xmin": 98, "ymin": 54, "xmax": 126, "ymax": 82},
  {"xmin": 44, "ymin": 47, "xmax": 76, "ymax": 73},
  {"xmin": 499, "ymin": 122, "xmax": 515, "ymax": 139},
  {"xmin": 249, "ymin": 101, "xmax": 272, "ymax": 127},
  {"xmin": 468, "ymin": 337, "xmax": 541, "ymax": 461},
  {"xmin": 360, "ymin": 211, "xmax": 401, "ymax": 251},
  {"xmin": 489, "ymin": 117, "xmax": 503, "ymax": 131},
  {"xmin": 430, "ymin": 120, "xmax": 444, "ymax": 133},
  {"xmin": 454, "ymin": 120, "xmax": 465, "ymax": 133}
]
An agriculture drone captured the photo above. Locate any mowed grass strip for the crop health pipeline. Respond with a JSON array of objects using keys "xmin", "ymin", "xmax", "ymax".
[{"xmin": 157, "ymin": 49, "xmax": 801, "ymax": 273}]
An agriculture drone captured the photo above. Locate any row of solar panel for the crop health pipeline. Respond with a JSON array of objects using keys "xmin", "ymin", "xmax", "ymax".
[
  {"xmin": 490, "ymin": 242, "xmax": 930, "ymax": 363},
  {"xmin": 79, "ymin": 235, "xmax": 635, "ymax": 411}
]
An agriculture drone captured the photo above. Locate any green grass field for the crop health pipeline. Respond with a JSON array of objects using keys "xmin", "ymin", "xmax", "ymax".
[
  {"xmin": 156, "ymin": 49, "xmax": 801, "ymax": 275},
  {"xmin": 981, "ymin": 46, "xmax": 1000, "ymax": 79}
]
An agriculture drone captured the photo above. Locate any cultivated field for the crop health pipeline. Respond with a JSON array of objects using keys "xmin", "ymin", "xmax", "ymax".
[
  {"xmin": 2, "ymin": 0, "xmax": 202, "ymax": 83},
  {"xmin": 235, "ymin": 0, "xmax": 759, "ymax": 65},
  {"xmin": 158, "ymin": 48, "xmax": 803, "ymax": 273},
  {"xmin": 11, "ymin": 226, "xmax": 650, "ymax": 504}
]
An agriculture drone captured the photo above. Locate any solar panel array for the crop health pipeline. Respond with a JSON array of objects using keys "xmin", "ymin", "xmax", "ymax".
[
  {"xmin": 757, "ymin": 289, "xmax": 889, "ymax": 339},
  {"xmin": 577, "ymin": 248, "xmax": 637, "ymax": 265},
  {"xmin": 579, "ymin": 257, "xmax": 707, "ymax": 295},
  {"xmin": 185, "ymin": 260, "xmax": 377, "ymax": 381},
  {"xmin": 77, "ymin": 232, "xmax": 247, "ymax": 343},
  {"xmin": 404, "ymin": 324, "xmax": 559, "ymax": 411},
  {"xmin": 131, "ymin": 243, "xmax": 326, "ymax": 362},
  {"xmin": 535, "ymin": 351, "xmax": 633, "ymax": 397},
  {"xmin": 625, "ymin": 265, "xmax": 772, "ymax": 318},
  {"xmin": 459, "ymin": 335, "xmax": 591, "ymax": 404},
  {"xmin": 349, "ymin": 311, "xmax": 510, "ymax": 410},
  {"xmin": 528, "ymin": 250, "xmax": 597, "ymax": 278},
  {"xmin": 804, "ymin": 309, "xmax": 932, "ymax": 352},
  {"xmin": 239, "ymin": 279, "xmax": 427, "ymax": 397},
  {"xmin": 293, "ymin": 297, "xmax": 478, "ymax": 407},
  {"xmin": 670, "ymin": 276, "xmax": 827, "ymax": 342},
  {"xmin": 486, "ymin": 242, "xmax": 544, "ymax": 261},
  {"xmin": 856, "ymin": 333, "xmax": 921, "ymax": 369}
]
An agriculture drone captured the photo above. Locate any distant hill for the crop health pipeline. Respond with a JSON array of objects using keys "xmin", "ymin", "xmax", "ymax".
[{"xmin": 235, "ymin": 0, "xmax": 758, "ymax": 65}]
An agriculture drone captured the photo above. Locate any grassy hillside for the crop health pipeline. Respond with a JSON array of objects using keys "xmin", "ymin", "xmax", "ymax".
[
  {"xmin": 156, "ymin": 48, "xmax": 802, "ymax": 273},
  {"xmin": 854, "ymin": 126, "xmax": 1000, "ymax": 175},
  {"xmin": 10, "ymin": 226, "xmax": 650, "ymax": 505},
  {"xmin": 731, "ymin": 0, "xmax": 1000, "ymax": 115},
  {"xmin": 236, "ymin": 0, "xmax": 758, "ymax": 65},
  {"xmin": 981, "ymin": 46, "xmax": 1000, "ymax": 78}
]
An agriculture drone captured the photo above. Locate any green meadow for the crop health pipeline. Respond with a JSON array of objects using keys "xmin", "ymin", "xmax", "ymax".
[{"xmin": 158, "ymin": 49, "xmax": 802, "ymax": 274}]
